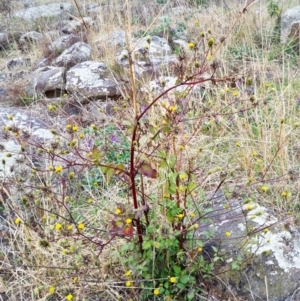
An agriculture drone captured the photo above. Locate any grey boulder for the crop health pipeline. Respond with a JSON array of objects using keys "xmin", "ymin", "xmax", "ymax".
[
  {"xmin": 66, "ymin": 61, "xmax": 120, "ymax": 100},
  {"xmin": 0, "ymin": 108, "xmax": 53, "ymax": 176},
  {"xmin": 48, "ymin": 34, "xmax": 81, "ymax": 56},
  {"xmin": 196, "ymin": 191, "xmax": 300, "ymax": 301},
  {"xmin": 14, "ymin": 2, "xmax": 74, "ymax": 21},
  {"xmin": 61, "ymin": 17, "xmax": 94, "ymax": 34},
  {"xmin": 54, "ymin": 42, "xmax": 92, "ymax": 69},
  {"xmin": 281, "ymin": 6, "xmax": 300, "ymax": 44},
  {"xmin": 26, "ymin": 66, "xmax": 66, "ymax": 98}
]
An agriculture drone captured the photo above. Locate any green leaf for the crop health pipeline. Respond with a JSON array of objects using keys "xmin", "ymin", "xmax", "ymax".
[
  {"xmin": 159, "ymin": 159, "xmax": 168, "ymax": 168},
  {"xmin": 173, "ymin": 265, "xmax": 181, "ymax": 275},
  {"xmin": 212, "ymin": 246, "xmax": 218, "ymax": 253},
  {"xmin": 168, "ymin": 184, "xmax": 176, "ymax": 194},
  {"xmin": 167, "ymin": 211, "xmax": 175, "ymax": 222},
  {"xmin": 168, "ymin": 155, "xmax": 177, "ymax": 168},
  {"xmin": 106, "ymin": 167, "xmax": 115, "ymax": 184},
  {"xmin": 180, "ymin": 274, "xmax": 189, "ymax": 284},
  {"xmin": 232, "ymin": 262, "xmax": 240, "ymax": 270},
  {"xmin": 142, "ymin": 241, "xmax": 152, "ymax": 250},
  {"xmin": 187, "ymin": 181, "xmax": 196, "ymax": 191},
  {"xmin": 187, "ymin": 289, "xmax": 195, "ymax": 300},
  {"xmin": 177, "ymin": 282, "xmax": 185, "ymax": 290}
]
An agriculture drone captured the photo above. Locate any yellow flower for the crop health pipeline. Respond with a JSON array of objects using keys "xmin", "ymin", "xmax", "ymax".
[
  {"xmin": 78, "ymin": 223, "xmax": 85, "ymax": 230},
  {"xmin": 224, "ymin": 204, "xmax": 230, "ymax": 210},
  {"xmin": 67, "ymin": 225, "xmax": 73, "ymax": 231},
  {"xmin": 246, "ymin": 204, "xmax": 253, "ymax": 211},
  {"xmin": 169, "ymin": 277, "xmax": 176, "ymax": 283},
  {"xmin": 281, "ymin": 191, "xmax": 287, "ymax": 197},
  {"xmin": 264, "ymin": 228, "xmax": 269, "ymax": 234},
  {"xmin": 162, "ymin": 119, "xmax": 168, "ymax": 125},
  {"xmin": 207, "ymin": 54, "xmax": 212, "ymax": 61},
  {"xmin": 233, "ymin": 91, "xmax": 239, "ymax": 97},
  {"xmin": 153, "ymin": 288, "xmax": 160, "ymax": 295},
  {"xmin": 194, "ymin": 223, "xmax": 199, "ymax": 229},
  {"xmin": 190, "ymin": 212, "xmax": 195, "ymax": 218},
  {"xmin": 72, "ymin": 125, "xmax": 78, "ymax": 132},
  {"xmin": 179, "ymin": 173, "xmax": 187, "ymax": 180},
  {"xmin": 48, "ymin": 104, "xmax": 54, "ymax": 111},
  {"xmin": 169, "ymin": 105, "xmax": 177, "ymax": 112},
  {"xmin": 66, "ymin": 294, "xmax": 73, "ymax": 301},
  {"xmin": 55, "ymin": 165, "xmax": 63, "ymax": 173},
  {"xmin": 68, "ymin": 172, "xmax": 75, "ymax": 179},
  {"xmin": 126, "ymin": 218, "xmax": 132, "ymax": 224},
  {"xmin": 195, "ymin": 20, "xmax": 199, "ymax": 26},
  {"xmin": 225, "ymin": 231, "xmax": 231, "ymax": 237},
  {"xmin": 7, "ymin": 114, "xmax": 13, "ymax": 120},
  {"xmin": 125, "ymin": 270, "xmax": 131, "ymax": 277},
  {"xmin": 14, "ymin": 217, "xmax": 21, "ymax": 225},
  {"xmin": 261, "ymin": 185, "xmax": 268, "ymax": 192},
  {"xmin": 179, "ymin": 145, "xmax": 184, "ymax": 151},
  {"xmin": 55, "ymin": 223, "xmax": 62, "ymax": 231},
  {"xmin": 177, "ymin": 213, "xmax": 184, "ymax": 220},
  {"xmin": 125, "ymin": 281, "xmax": 132, "ymax": 287},
  {"xmin": 87, "ymin": 198, "xmax": 93, "ymax": 203},
  {"xmin": 188, "ymin": 42, "xmax": 195, "ymax": 50},
  {"xmin": 79, "ymin": 133, "xmax": 84, "ymax": 139},
  {"xmin": 115, "ymin": 208, "xmax": 121, "ymax": 215},
  {"xmin": 66, "ymin": 124, "xmax": 72, "ymax": 130},
  {"xmin": 49, "ymin": 287, "xmax": 55, "ymax": 294},
  {"xmin": 252, "ymin": 151, "xmax": 257, "ymax": 157},
  {"xmin": 235, "ymin": 142, "xmax": 241, "ymax": 147},
  {"xmin": 198, "ymin": 247, "xmax": 203, "ymax": 252},
  {"xmin": 73, "ymin": 277, "xmax": 78, "ymax": 283}
]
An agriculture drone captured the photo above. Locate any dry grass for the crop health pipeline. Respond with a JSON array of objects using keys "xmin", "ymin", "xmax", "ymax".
[{"xmin": 1, "ymin": 0, "xmax": 300, "ymax": 300}]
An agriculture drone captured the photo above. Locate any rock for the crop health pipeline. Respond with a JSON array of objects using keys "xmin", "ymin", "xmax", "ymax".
[
  {"xmin": 23, "ymin": 0, "xmax": 36, "ymax": 8},
  {"xmin": 54, "ymin": 42, "xmax": 92, "ymax": 69},
  {"xmin": 96, "ymin": 30, "xmax": 126, "ymax": 56},
  {"xmin": 173, "ymin": 39, "xmax": 189, "ymax": 51},
  {"xmin": 26, "ymin": 66, "xmax": 66, "ymax": 98},
  {"xmin": 195, "ymin": 191, "xmax": 300, "ymax": 301},
  {"xmin": 117, "ymin": 35, "xmax": 176, "ymax": 76},
  {"xmin": 6, "ymin": 58, "xmax": 24, "ymax": 69},
  {"xmin": 0, "ymin": 108, "xmax": 53, "ymax": 176},
  {"xmin": 48, "ymin": 34, "xmax": 81, "ymax": 56},
  {"xmin": 281, "ymin": 6, "xmax": 300, "ymax": 44},
  {"xmin": 19, "ymin": 31, "xmax": 43, "ymax": 50},
  {"xmin": 135, "ymin": 36, "xmax": 172, "ymax": 58},
  {"xmin": 66, "ymin": 61, "xmax": 120, "ymax": 100},
  {"xmin": 14, "ymin": 2, "xmax": 74, "ymax": 21},
  {"xmin": 61, "ymin": 17, "xmax": 94, "ymax": 34},
  {"xmin": 98, "ymin": 30, "xmax": 126, "ymax": 49},
  {"xmin": 86, "ymin": 3, "xmax": 100, "ymax": 12},
  {"xmin": 36, "ymin": 58, "xmax": 51, "ymax": 68}
]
